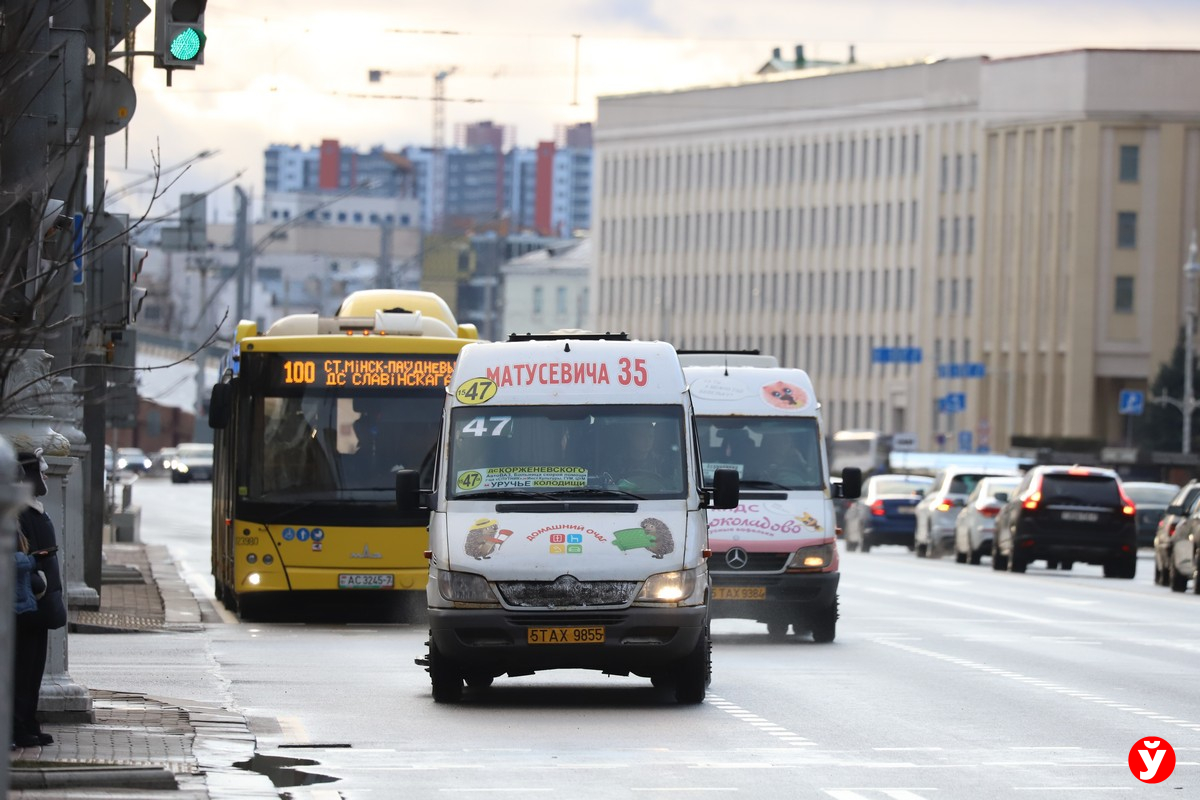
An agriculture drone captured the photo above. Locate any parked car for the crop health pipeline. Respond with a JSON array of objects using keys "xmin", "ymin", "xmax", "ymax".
[
  {"xmin": 993, "ymin": 464, "xmax": 1137, "ymax": 577},
  {"xmin": 1154, "ymin": 480, "xmax": 1200, "ymax": 587},
  {"xmin": 952, "ymin": 475, "xmax": 1022, "ymax": 565},
  {"xmin": 914, "ymin": 467, "xmax": 1022, "ymax": 558},
  {"xmin": 116, "ymin": 447, "xmax": 153, "ymax": 474},
  {"xmin": 171, "ymin": 442, "xmax": 215, "ymax": 483},
  {"xmin": 843, "ymin": 473, "xmax": 933, "ymax": 553},
  {"xmin": 1122, "ymin": 481, "xmax": 1180, "ymax": 549}
]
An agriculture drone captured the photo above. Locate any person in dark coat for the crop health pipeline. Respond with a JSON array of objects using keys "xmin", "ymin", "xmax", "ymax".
[{"xmin": 12, "ymin": 449, "xmax": 66, "ymax": 749}]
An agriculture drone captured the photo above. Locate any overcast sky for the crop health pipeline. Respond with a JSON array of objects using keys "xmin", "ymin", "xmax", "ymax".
[{"xmin": 107, "ymin": 0, "xmax": 1200, "ymax": 223}]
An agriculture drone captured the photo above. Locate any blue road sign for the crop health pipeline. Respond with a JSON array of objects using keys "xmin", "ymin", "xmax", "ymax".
[
  {"xmin": 1118, "ymin": 389, "xmax": 1145, "ymax": 416},
  {"xmin": 939, "ymin": 392, "xmax": 967, "ymax": 414},
  {"xmin": 872, "ymin": 347, "xmax": 923, "ymax": 365},
  {"xmin": 937, "ymin": 362, "xmax": 986, "ymax": 379},
  {"xmin": 958, "ymin": 430, "xmax": 973, "ymax": 452}
]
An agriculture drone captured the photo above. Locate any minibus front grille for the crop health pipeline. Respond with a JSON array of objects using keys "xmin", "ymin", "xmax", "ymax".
[{"xmin": 498, "ymin": 579, "xmax": 638, "ymax": 607}]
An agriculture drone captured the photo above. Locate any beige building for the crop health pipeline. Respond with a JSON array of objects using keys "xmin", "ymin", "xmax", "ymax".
[
  {"xmin": 594, "ymin": 49, "xmax": 1200, "ymax": 453},
  {"xmin": 500, "ymin": 238, "xmax": 591, "ymax": 337}
]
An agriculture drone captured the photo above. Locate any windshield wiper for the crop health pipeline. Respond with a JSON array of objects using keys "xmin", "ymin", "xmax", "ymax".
[
  {"xmin": 456, "ymin": 490, "xmax": 563, "ymax": 500},
  {"xmin": 737, "ymin": 479, "xmax": 791, "ymax": 490},
  {"xmin": 544, "ymin": 487, "xmax": 647, "ymax": 500}
]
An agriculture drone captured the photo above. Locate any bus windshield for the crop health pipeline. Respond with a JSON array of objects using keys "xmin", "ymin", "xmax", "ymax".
[
  {"xmin": 447, "ymin": 405, "xmax": 687, "ymax": 500},
  {"xmin": 244, "ymin": 366, "xmax": 449, "ymax": 503},
  {"xmin": 697, "ymin": 416, "xmax": 824, "ymax": 490}
]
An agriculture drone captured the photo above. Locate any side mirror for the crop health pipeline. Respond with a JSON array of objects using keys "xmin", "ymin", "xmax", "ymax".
[
  {"xmin": 208, "ymin": 383, "xmax": 232, "ymax": 429},
  {"xmin": 711, "ymin": 468, "xmax": 740, "ymax": 509},
  {"xmin": 994, "ymin": 491, "xmax": 1009, "ymax": 503},
  {"xmin": 396, "ymin": 468, "xmax": 422, "ymax": 513},
  {"xmin": 840, "ymin": 467, "xmax": 863, "ymax": 500}
]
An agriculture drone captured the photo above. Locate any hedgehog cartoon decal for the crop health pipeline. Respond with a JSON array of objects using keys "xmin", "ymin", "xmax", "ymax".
[
  {"xmin": 611, "ymin": 517, "xmax": 674, "ymax": 558},
  {"xmin": 465, "ymin": 518, "xmax": 513, "ymax": 560}
]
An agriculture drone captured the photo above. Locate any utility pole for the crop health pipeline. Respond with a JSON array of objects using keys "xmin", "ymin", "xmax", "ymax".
[
  {"xmin": 1184, "ymin": 231, "xmax": 1199, "ymax": 454},
  {"xmin": 1154, "ymin": 230, "xmax": 1200, "ymax": 454}
]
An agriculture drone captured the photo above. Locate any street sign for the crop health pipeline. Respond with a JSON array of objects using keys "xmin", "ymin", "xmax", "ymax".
[
  {"xmin": 872, "ymin": 347, "xmax": 923, "ymax": 365},
  {"xmin": 893, "ymin": 432, "xmax": 918, "ymax": 452},
  {"xmin": 1118, "ymin": 389, "xmax": 1145, "ymax": 416},
  {"xmin": 939, "ymin": 392, "xmax": 967, "ymax": 414},
  {"xmin": 958, "ymin": 430, "xmax": 973, "ymax": 452},
  {"xmin": 937, "ymin": 362, "xmax": 986, "ymax": 379}
]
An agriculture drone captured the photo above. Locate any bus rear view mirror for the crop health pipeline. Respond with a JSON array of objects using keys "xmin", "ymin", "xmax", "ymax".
[
  {"xmin": 396, "ymin": 468, "xmax": 422, "ymax": 513},
  {"xmin": 839, "ymin": 467, "xmax": 863, "ymax": 500},
  {"xmin": 711, "ymin": 468, "xmax": 740, "ymax": 509},
  {"xmin": 208, "ymin": 383, "xmax": 232, "ymax": 429}
]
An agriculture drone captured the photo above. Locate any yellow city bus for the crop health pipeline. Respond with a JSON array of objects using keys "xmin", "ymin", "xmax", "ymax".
[{"xmin": 206, "ymin": 289, "xmax": 478, "ymax": 619}]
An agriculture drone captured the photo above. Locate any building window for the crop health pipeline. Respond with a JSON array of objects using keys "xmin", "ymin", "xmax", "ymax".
[
  {"xmin": 1114, "ymin": 276, "xmax": 1135, "ymax": 313},
  {"xmin": 556, "ymin": 287, "xmax": 567, "ymax": 314},
  {"xmin": 533, "ymin": 286, "xmax": 544, "ymax": 315},
  {"xmin": 1117, "ymin": 211, "xmax": 1138, "ymax": 249},
  {"xmin": 1119, "ymin": 145, "xmax": 1140, "ymax": 183}
]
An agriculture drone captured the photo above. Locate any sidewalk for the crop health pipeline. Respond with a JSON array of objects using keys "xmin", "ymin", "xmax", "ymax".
[{"xmin": 8, "ymin": 542, "xmax": 273, "ymax": 798}]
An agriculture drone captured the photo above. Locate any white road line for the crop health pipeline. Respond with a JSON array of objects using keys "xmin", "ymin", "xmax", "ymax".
[
  {"xmin": 873, "ymin": 638, "xmax": 1200, "ymax": 731},
  {"xmin": 707, "ymin": 695, "xmax": 817, "ymax": 747}
]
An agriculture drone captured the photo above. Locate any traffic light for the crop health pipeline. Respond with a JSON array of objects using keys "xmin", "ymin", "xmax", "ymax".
[
  {"xmin": 127, "ymin": 245, "xmax": 149, "ymax": 323},
  {"xmin": 155, "ymin": 0, "xmax": 207, "ymax": 70}
]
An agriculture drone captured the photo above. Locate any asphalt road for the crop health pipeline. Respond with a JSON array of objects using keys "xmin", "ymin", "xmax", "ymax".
[{"xmin": 71, "ymin": 477, "xmax": 1200, "ymax": 799}]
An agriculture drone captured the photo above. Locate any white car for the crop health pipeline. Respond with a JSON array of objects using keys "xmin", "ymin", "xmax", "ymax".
[
  {"xmin": 953, "ymin": 475, "xmax": 1022, "ymax": 564},
  {"xmin": 914, "ymin": 467, "xmax": 1022, "ymax": 558}
]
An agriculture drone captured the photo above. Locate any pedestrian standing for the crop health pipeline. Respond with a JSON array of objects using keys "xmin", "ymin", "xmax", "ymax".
[{"xmin": 12, "ymin": 449, "xmax": 67, "ymax": 749}]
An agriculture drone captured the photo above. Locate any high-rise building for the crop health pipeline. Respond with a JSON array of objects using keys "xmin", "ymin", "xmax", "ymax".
[{"xmin": 593, "ymin": 49, "xmax": 1200, "ymax": 454}]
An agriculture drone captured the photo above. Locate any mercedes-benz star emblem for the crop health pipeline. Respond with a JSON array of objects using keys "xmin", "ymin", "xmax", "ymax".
[{"xmin": 725, "ymin": 547, "xmax": 749, "ymax": 570}]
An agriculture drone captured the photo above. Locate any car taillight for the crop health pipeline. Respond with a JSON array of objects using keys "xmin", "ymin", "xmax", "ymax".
[
  {"xmin": 871, "ymin": 500, "xmax": 886, "ymax": 516},
  {"xmin": 1118, "ymin": 486, "xmax": 1136, "ymax": 516},
  {"xmin": 1023, "ymin": 490, "xmax": 1042, "ymax": 510},
  {"xmin": 979, "ymin": 505, "xmax": 1001, "ymax": 518},
  {"xmin": 936, "ymin": 500, "xmax": 954, "ymax": 512},
  {"xmin": 1169, "ymin": 522, "xmax": 1178, "ymax": 537}
]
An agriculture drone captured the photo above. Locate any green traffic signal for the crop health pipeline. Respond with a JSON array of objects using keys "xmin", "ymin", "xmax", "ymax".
[{"xmin": 168, "ymin": 27, "xmax": 205, "ymax": 62}]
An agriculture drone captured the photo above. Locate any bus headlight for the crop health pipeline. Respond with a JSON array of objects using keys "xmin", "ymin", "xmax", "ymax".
[
  {"xmin": 437, "ymin": 570, "xmax": 498, "ymax": 604},
  {"xmin": 636, "ymin": 568, "xmax": 698, "ymax": 603},
  {"xmin": 786, "ymin": 542, "xmax": 835, "ymax": 572}
]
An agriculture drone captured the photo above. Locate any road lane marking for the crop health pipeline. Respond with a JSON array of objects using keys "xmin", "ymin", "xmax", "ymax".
[
  {"xmin": 874, "ymin": 638, "xmax": 1200, "ymax": 732},
  {"xmin": 708, "ymin": 695, "xmax": 816, "ymax": 747}
]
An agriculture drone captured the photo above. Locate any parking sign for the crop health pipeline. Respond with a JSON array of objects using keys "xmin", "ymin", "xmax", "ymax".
[{"xmin": 1118, "ymin": 390, "xmax": 1145, "ymax": 416}]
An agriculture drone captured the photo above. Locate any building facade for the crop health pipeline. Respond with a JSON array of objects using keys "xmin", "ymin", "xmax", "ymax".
[{"xmin": 593, "ymin": 49, "xmax": 1200, "ymax": 453}]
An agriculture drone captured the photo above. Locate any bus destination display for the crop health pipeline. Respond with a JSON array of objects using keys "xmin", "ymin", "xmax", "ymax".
[{"xmin": 275, "ymin": 355, "xmax": 456, "ymax": 388}]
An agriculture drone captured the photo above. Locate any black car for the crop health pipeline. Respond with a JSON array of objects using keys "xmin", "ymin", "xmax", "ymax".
[{"xmin": 993, "ymin": 465, "xmax": 1137, "ymax": 578}]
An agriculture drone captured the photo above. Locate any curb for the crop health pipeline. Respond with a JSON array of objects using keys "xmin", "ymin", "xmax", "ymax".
[{"xmin": 10, "ymin": 765, "xmax": 178, "ymax": 790}]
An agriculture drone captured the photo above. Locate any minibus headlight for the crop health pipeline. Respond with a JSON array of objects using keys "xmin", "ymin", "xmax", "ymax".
[
  {"xmin": 636, "ymin": 569, "xmax": 698, "ymax": 603},
  {"xmin": 437, "ymin": 570, "xmax": 497, "ymax": 604},
  {"xmin": 786, "ymin": 542, "xmax": 835, "ymax": 572}
]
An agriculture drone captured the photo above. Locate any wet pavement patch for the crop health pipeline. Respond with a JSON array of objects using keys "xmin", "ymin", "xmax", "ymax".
[{"xmin": 233, "ymin": 753, "xmax": 339, "ymax": 787}]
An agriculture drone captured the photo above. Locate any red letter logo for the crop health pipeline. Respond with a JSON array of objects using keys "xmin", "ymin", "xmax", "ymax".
[{"xmin": 1128, "ymin": 737, "xmax": 1175, "ymax": 783}]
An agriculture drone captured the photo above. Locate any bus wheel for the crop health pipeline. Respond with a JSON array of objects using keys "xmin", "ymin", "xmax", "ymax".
[
  {"xmin": 428, "ymin": 641, "xmax": 463, "ymax": 703},
  {"xmin": 674, "ymin": 627, "xmax": 710, "ymax": 704}
]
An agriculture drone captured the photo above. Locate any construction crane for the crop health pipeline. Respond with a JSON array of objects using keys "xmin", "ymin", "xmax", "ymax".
[{"xmin": 366, "ymin": 65, "xmax": 459, "ymax": 232}]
